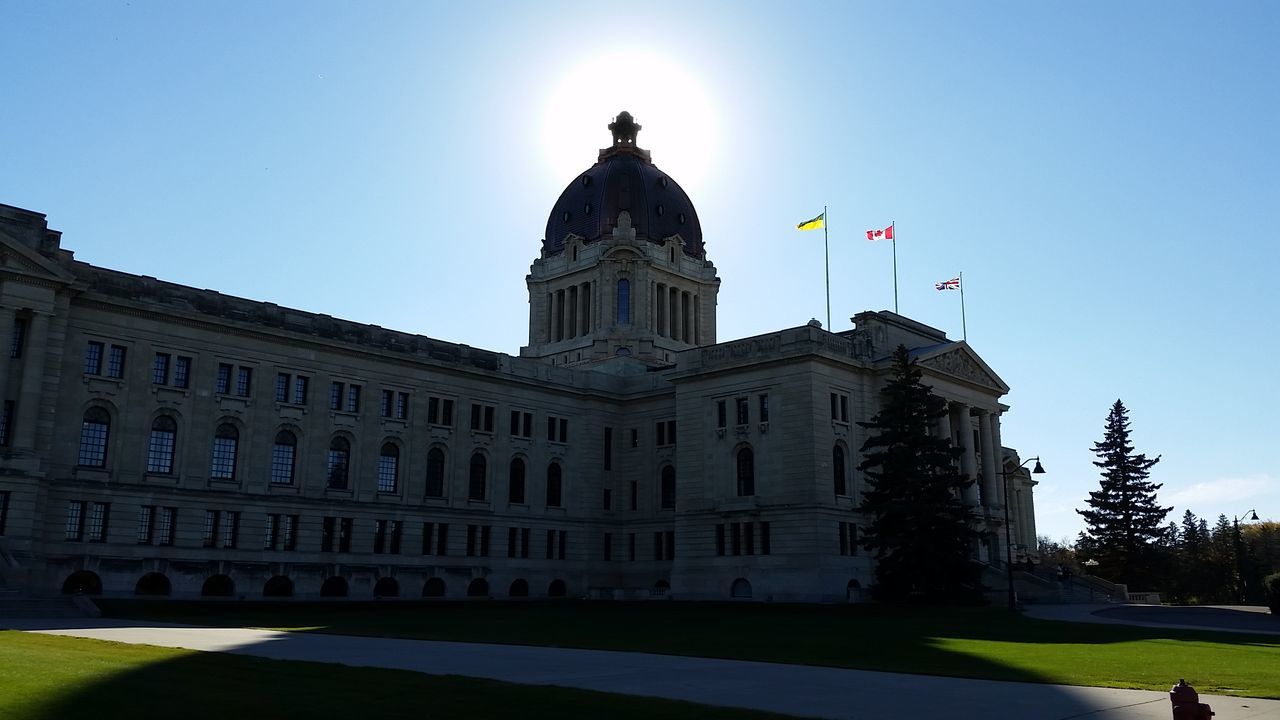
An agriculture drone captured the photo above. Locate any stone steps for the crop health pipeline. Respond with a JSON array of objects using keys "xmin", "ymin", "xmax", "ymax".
[{"xmin": 0, "ymin": 595, "xmax": 92, "ymax": 619}]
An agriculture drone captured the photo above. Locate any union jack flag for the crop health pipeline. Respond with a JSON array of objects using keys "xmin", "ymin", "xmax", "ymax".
[{"xmin": 935, "ymin": 277, "xmax": 961, "ymax": 291}]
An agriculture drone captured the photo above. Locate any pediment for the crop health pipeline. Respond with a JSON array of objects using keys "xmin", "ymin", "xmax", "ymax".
[
  {"xmin": 0, "ymin": 228, "xmax": 75, "ymax": 284},
  {"xmin": 915, "ymin": 342, "xmax": 1009, "ymax": 394}
]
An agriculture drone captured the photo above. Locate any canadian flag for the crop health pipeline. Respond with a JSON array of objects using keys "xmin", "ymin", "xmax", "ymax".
[{"xmin": 866, "ymin": 225, "xmax": 894, "ymax": 241}]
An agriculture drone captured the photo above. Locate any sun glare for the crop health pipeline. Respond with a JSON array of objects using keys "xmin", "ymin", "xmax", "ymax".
[{"xmin": 540, "ymin": 51, "xmax": 718, "ymax": 192}]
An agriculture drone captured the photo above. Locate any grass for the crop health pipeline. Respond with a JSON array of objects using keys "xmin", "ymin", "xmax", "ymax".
[
  {"xmin": 98, "ymin": 599, "xmax": 1280, "ymax": 699},
  {"xmin": 0, "ymin": 630, "xmax": 794, "ymax": 720}
]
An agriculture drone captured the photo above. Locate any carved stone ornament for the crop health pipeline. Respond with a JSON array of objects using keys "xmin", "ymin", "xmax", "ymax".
[{"xmin": 921, "ymin": 350, "xmax": 999, "ymax": 389}]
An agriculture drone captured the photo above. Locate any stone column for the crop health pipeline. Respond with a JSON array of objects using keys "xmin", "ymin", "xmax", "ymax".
[
  {"xmin": 656, "ymin": 284, "xmax": 666, "ymax": 337},
  {"xmin": 682, "ymin": 291, "xmax": 692, "ymax": 342},
  {"xmin": 936, "ymin": 402, "xmax": 953, "ymax": 442},
  {"xmin": 13, "ymin": 311, "xmax": 48, "ymax": 451},
  {"xmin": 956, "ymin": 405, "xmax": 979, "ymax": 506},
  {"xmin": 693, "ymin": 294, "xmax": 700, "ymax": 345},
  {"xmin": 991, "ymin": 412, "xmax": 1005, "ymax": 506},
  {"xmin": 580, "ymin": 282, "xmax": 591, "ymax": 335},
  {"xmin": 0, "ymin": 309, "xmax": 14, "ymax": 403},
  {"xmin": 669, "ymin": 286, "xmax": 679, "ymax": 342},
  {"xmin": 567, "ymin": 286, "xmax": 578, "ymax": 339},
  {"xmin": 979, "ymin": 410, "xmax": 998, "ymax": 510}
]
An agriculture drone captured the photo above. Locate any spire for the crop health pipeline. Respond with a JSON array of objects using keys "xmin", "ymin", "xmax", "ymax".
[{"xmin": 600, "ymin": 110, "xmax": 651, "ymax": 162}]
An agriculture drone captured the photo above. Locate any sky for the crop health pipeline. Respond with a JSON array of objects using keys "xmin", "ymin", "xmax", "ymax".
[{"xmin": 3, "ymin": 1, "xmax": 1277, "ymax": 543}]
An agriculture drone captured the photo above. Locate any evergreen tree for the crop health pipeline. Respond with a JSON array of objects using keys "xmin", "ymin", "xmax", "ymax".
[
  {"xmin": 1077, "ymin": 399, "xmax": 1171, "ymax": 586},
  {"xmin": 858, "ymin": 345, "xmax": 981, "ymax": 603}
]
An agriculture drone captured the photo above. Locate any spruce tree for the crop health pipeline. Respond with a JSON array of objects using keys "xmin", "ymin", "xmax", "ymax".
[
  {"xmin": 1077, "ymin": 399, "xmax": 1171, "ymax": 585},
  {"xmin": 858, "ymin": 345, "xmax": 981, "ymax": 602}
]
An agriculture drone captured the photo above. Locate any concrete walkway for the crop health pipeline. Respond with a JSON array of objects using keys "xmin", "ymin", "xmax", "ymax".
[{"xmin": 6, "ymin": 618, "xmax": 1280, "ymax": 720}]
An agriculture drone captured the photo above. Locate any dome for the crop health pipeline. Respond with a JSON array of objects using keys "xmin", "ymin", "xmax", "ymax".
[{"xmin": 543, "ymin": 112, "xmax": 704, "ymax": 260}]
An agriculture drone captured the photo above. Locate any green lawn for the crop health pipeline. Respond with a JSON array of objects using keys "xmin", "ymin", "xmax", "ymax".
[
  {"xmin": 0, "ymin": 630, "xmax": 794, "ymax": 720},
  {"xmin": 98, "ymin": 600, "xmax": 1280, "ymax": 699}
]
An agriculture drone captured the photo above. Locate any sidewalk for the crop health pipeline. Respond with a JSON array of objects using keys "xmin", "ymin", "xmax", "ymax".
[{"xmin": 7, "ymin": 618, "xmax": 1280, "ymax": 720}]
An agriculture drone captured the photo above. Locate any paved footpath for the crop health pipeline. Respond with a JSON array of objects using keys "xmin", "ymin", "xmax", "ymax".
[{"xmin": 6, "ymin": 618, "xmax": 1280, "ymax": 720}]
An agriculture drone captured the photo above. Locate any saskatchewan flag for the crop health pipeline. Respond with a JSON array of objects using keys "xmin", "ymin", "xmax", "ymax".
[{"xmin": 796, "ymin": 212, "xmax": 825, "ymax": 231}]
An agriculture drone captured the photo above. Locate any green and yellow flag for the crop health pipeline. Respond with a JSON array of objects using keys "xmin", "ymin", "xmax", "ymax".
[{"xmin": 796, "ymin": 212, "xmax": 825, "ymax": 231}]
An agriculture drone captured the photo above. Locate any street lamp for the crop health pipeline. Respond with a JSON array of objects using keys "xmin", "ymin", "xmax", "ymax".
[
  {"xmin": 1003, "ymin": 455, "xmax": 1045, "ymax": 611},
  {"xmin": 1233, "ymin": 509, "xmax": 1260, "ymax": 603}
]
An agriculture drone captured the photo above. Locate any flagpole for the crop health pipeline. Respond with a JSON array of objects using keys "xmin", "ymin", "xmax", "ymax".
[
  {"xmin": 959, "ymin": 271, "xmax": 967, "ymax": 342},
  {"xmin": 891, "ymin": 221, "xmax": 899, "ymax": 314},
  {"xmin": 823, "ymin": 205, "xmax": 831, "ymax": 331}
]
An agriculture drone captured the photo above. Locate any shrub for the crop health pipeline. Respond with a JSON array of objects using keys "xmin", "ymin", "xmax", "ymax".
[{"xmin": 1264, "ymin": 572, "xmax": 1280, "ymax": 614}]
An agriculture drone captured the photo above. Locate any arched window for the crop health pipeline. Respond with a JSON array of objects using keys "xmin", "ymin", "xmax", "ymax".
[
  {"xmin": 468, "ymin": 452, "xmax": 487, "ymax": 501},
  {"xmin": 546, "ymin": 462, "xmax": 563, "ymax": 507},
  {"xmin": 423, "ymin": 577, "xmax": 446, "ymax": 598},
  {"xmin": 508, "ymin": 457, "xmax": 526, "ymax": 504},
  {"xmin": 509, "ymin": 578, "xmax": 529, "ymax": 597},
  {"xmin": 378, "ymin": 442, "xmax": 399, "ymax": 493},
  {"xmin": 731, "ymin": 577, "xmax": 753, "ymax": 599},
  {"xmin": 467, "ymin": 577, "xmax": 489, "ymax": 598},
  {"xmin": 263, "ymin": 575, "xmax": 293, "ymax": 598},
  {"xmin": 78, "ymin": 407, "xmax": 111, "ymax": 468},
  {"xmin": 374, "ymin": 577, "xmax": 400, "ymax": 598},
  {"xmin": 736, "ymin": 447, "xmax": 755, "ymax": 497},
  {"xmin": 320, "ymin": 576, "xmax": 348, "ymax": 597},
  {"xmin": 833, "ymin": 444, "xmax": 847, "ymax": 496},
  {"xmin": 327, "ymin": 437, "xmax": 350, "ymax": 489},
  {"xmin": 210, "ymin": 424, "xmax": 238, "ymax": 480},
  {"xmin": 135, "ymin": 572, "xmax": 171, "ymax": 596},
  {"xmin": 425, "ymin": 448, "xmax": 445, "ymax": 497},
  {"xmin": 202, "ymin": 574, "xmax": 234, "ymax": 597},
  {"xmin": 548, "ymin": 578, "xmax": 567, "ymax": 597},
  {"xmin": 616, "ymin": 278, "xmax": 631, "ymax": 324},
  {"xmin": 660, "ymin": 465, "xmax": 676, "ymax": 509},
  {"xmin": 146, "ymin": 416, "xmax": 177, "ymax": 474},
  {"xmin": 271, "ymin": 430, "xmax": 297, "ymax": 486}
]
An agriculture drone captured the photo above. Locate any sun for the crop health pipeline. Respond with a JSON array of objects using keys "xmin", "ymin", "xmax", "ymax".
[{"xmin": 540, "ymin": 50, "xmax": 718, "ymax": 192}]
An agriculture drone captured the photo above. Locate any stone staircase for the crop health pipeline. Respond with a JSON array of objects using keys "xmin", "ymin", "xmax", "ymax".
[
  {"xmin": 0, "ymin": 590, "xmax": 95, "ymax": 620},
  {"xmin": 981, "ymin": 563, "xmax": 1128, "ymax": 605}
]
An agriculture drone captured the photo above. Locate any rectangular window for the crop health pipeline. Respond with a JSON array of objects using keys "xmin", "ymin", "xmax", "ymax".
[
  {"xmin": 630, "ymin": 428, "xmax": 639, "ymax": 448},
  {"xmin": 157, "ymin": 507, "xmax": 175, "ymax": 546},
  {"xmin": 380, "ymin": 390, "xmax": 393, "ymax": 418},
  {"xmin": 66, "ymin": 500, "xmax": 84, "ymax": 541},
  {"xmin": 603, "ymin": 427, "xmax": 613, "ymax": 469},
  {"xmin": 153, "ymin": 353, "xmax": 170, "ymax": 385},
  {"xmin": 546, "ymin": 416, "xmax": 569, "ymax": 443},
  {"xmin": 390, "ymin": 520, "xmax": 402, "ymax": 554},
  {"xmin": 655, "ymin": 420, "xmax": 676, "ymax": 447},
  {"xmin": 422, "ymin": 521, "xmax": 435, "ymax": 555},
  {"xmin": 507, "ymin": 526, "xmax": 517, "ymax": 558},
  {"xmin": 235, "ymin": 367, "xmax": 252, "ymax": 397},
  {"xmin": 9, "ymin": 317, "xmax": 26, "ymax": 359},
  {"xmin": 136, "ymin": 505, "xmax": 155, "ymax": 544},
  {"xmin": 628, "ymin": 533, "xmax": 636, "ymax": 561},
  {"xmin": 655, "ymin": 421, "xmax": 664, "ymax": 447},
  {"xmin": 330, "ymin": 382, "xmax": 344, "ymax": 411},
  {"xmin": 716, "ymin": 523, "xmax": 725, "ymax": 556},
  {"xmin": 717, "ymin": 400, "xmax": 727, "ymax": 429},
  {"xmin": 216, "ymin": 363, "xmax": 232, "ymax": 394},
  {"xmin": 86, "ymin": 502, "xmax": 109, "ymax": 543},
  {"xmin": 558, "ymin": 530, "xmax": 567, "ymax": 560},
  {"xmin": 428, "ymin": 396, "xmax": 454, "ymax": 426},
  {"xmin": 437, "ymin": 522, "xmax": 449, "ymax": 556},
  {"xmin": 84, "ymin": 341, "xmax": 104, "ymax": 375},
  {"xmin": 735, "ymin": 397, "xmax": 749, "ymax": 426},
  {"xmin": 603, "ymin": 532, "xmax": 612, "ymax": 561},
  {"xmin": 654, "ymin": 531, "xmax": 664, "ymax": 561},
  {"xmin": 744, "ymin": 522, "xmax": 755, "ymax": 556},
  {"xmin": 602, "ymin": 488, "xmax": 612, "ymax": 511},
  {"xmin": 841, "ymin": 395, "xmax": 849, "ymax": 423},
  {"xmin": 173, "ymin": 356, "xmax": 191, "ymax": 388},
  {"xmin": 731, "ymin": 522, "xmax": 742, "ymax": 556},
  {"xmin": 395, "ymin": 392, "xmax": 408, "ymax": 420},
  {"xmin": 466, "ymin": 524, "xmax": 477, "ymax": 557},
  {"xmin": 339, "ymin": 517, "xmax": 352, "ymax": 553},
  {"xmin": 0, "ymin": 400, "xmax": 13, "ymax": 447},
  {"xmin": 106, "ymin": 345, "xmax": 126, "ymax": 379},
  {"xmin": 322, "ymin": 516, "xmax": 335, "ymax": 552},
  {"xmin": 471, "ymin": 403, "xmax": 494, "ymax": 432},
  {"xmin": 221, "ymin": 511, "xmax": 239, "ymax": 548},
  {"xmin": 760, "ymin": 521, "xmax": 771, "ymax": 555},
  {"xmin": 374, "ymin": 519, "xmax": 387, "ymax": 553},
  {"xmin": 510, "ymin": 410, "xmax": 533, "ymax": 438},
  {"xmin": 480, "ymin": 525, "xmax": 491, "ymax": 557},
  {"xmin": 275, "ymin": 373, "xmax": 290, "ymax": 403},
  {"xmin": 265, "ymin": 513, "xmax": 279, "ymax": 550},
  {"xmin": 346, "ymin": 384, "xmax": 361, "ymax": 413},
  {"xmin": 630, "ymin": 481, "xmax": 638, "ymax": 511},
  {"xmin": 429, "ymin": 397, "xmax": 439, "ymax": 424},
  {"xmin": 839, "ymin": 522, "xmax": 851, "ymax": 556},
  {"xmin": 510, "ymin": 411, "xmax": 519, "ymax": 436},
  {"xmin": 665, "ymin": 530, "xmax": 675, "ymax": 560},
  {"xmin": 546, "ymin": 529, "xmax": 555, "ymax": 560},
  {"xmin": 0, "ymin": 490, "xmax": 8, "ymax": 536},
  {"xmin": 283, "ymin": 514, "xmax": 298, "ymax": 551},
  {"xmin": 293, "ymin": 376, "xmax": 309, "ymax": 405},
  {"xmin": 202, "ymin": 510, "xmax": 220, "ymax": 548},
  {"xmin": 520, "ymin": 527, "xmax": 530, "ymax": 559},
  {"xmin": 759, "ymin": 394, "xmax": 769, "ymax": 423}
]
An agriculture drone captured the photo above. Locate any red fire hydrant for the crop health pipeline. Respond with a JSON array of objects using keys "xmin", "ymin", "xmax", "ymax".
[{"xmin": 1170, "ymin": 679, "xmax": 1214, "ymax": 719}]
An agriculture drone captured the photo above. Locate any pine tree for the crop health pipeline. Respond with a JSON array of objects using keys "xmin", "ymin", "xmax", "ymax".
[
  {"xmin": 1077, "ymin": 399, "xmax": 1171, "ymax": 586},
  {"xmin": 858, "ymin": 345, "xmax": 982, "ymax": 603}
]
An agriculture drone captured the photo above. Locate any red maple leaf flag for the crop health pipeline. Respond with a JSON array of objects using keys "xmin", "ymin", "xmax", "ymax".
[{"xmin": 865, "ymin": 224, "xmax": 894, "ymax": 241}]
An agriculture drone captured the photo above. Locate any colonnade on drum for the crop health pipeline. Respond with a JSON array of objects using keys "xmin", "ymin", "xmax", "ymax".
[{"xmin": 548, "ymin": 281, "xmax": 595, "ymax": 342}]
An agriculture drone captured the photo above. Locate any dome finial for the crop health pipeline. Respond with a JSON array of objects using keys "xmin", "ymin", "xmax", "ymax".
[{"xmin": 609, "ymin": 111, "xmax": 641, "ymax": 146}]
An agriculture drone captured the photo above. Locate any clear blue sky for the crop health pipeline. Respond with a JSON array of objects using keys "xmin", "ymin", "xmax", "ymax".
[{"xmin": 3, "ymin": 1, "xmax": 1277, "ymax": 542}]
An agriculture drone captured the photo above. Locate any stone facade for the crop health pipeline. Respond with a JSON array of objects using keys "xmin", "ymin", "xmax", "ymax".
[{"xmin": 0, "ymin": 119, "xmax": 1037, "ymax": 602}]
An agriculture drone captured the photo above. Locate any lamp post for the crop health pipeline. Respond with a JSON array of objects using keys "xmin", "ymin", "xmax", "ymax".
[
  {"xmin": 1233, "ymin": 508, "xmax": 1260, "ymax": 604},
  {"xmin": 1002, "ymin": 455, "xmax": 1045, "ymax": 611}
]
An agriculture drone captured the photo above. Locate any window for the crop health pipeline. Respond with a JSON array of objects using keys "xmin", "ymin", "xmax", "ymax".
[
  {"xmin": 437, "ymin": 522, "xmax": 449, "ymax": 556},
  {"xmin": 293, "ymin": 376, "xmax": 309, "ymax": 405},
  {"xmin": 271, "ymin": 431, "xmax": 297, "ymax": 485},
  {"xmin": 507, "ymin": 527, "xmax": 518, "ymax": 558},
  {"xmin": 327, "ymin": 437, "xmax": 351, "ymax": 489},
  {"xmin": 508, "ymin": 458, "xmax": 526, "ymax": 504},
  {"xmin": 603, "ymin": 532, "xmax": 613, "ymax": 561},
  {"xmin": 106, "ymin": 345, "xmax": 127, "ymax": 378},
  {"xmin": 84, "ymin": 341, "xmax": 103, "ymax": 375},
  {"xmin": 510, "ymin": 410, "xmax": 533, "ymax": 438},
  {"xmin": 660, "ymin": 466, "xmax": 676, "ymax": 509},
  {"xmin": 731, "ymin": 522, "xmax": 741, "ymax": 555},
  {"xmin": 425, "ymin": 448, "xmax": 445, "ymax": 497},
  {"xmin": 395, "ymin": 392, "xmax": 408, "ymax": 420},
  {"xmin": 716, "ymin": 524, "xmax": 725, "ymax": 556},
  {"xmin": 275, "ymin": 373, "xmax": 290, "ymax": 403},
  {"xmin": 322, "ymin": 516, "xmax": 335, "ymax": 552},
  {"xmin": 520, "ymin": 527, "xmax": 530, "ymax": 558},
  {"xmin": 78, "ymin": 407, "xmax": 110, "ymax": 468},
  {"xmin": 833, "ymin": 445, "xmax": 847, "ymax": 496},
  {"xmin": 221, "ymin": 511, "xmax": 239, "ymax": 548},
  {"xmin": 202, "ymin": 510, "xmax": 220, "ymax": 548},
  {"xmin": 469, "ymin": 403, "xmax": 495, "ymax": 432},
  {"xmin": 760, "ymin": 521, "xmax": 771, "ymax": 555},
  {"xmin": 630, "ymin": 481, "xmax": 637, "ymax": 511},
  {"xmin": 602, "ymin": 488, "xmax": 612, "ymax": 511},
  {"xmin": 546, "ymin": 463, "xmax": 563, "ymax": 507},
  {"xmin": 339, "ymin": 517, "xmax": 352, "ymax": 553},
  {"xmin": 9, "ymin": 317, "xmax": 26, "ymax": 359},
  {"xmin": 830, "ymin": 391, "xmax": 849, "ymax": 423},
  {"xmin": 603, "ymin": 427, "xmax": 613, "ymax": 469},
  {"xmin": 283, "ymin": 514, "xmax": 298, "ymax": 551},
  {"xmin": 736, "ymin": 447, "xmax": 755, "ymax": 496},
  {"xmin": 427, "ymin": 396, "xmax": 454, "ymax": 426},
  {"xmin": 468, "ymin": 453, "xmax": 487, "ymax": 500},
  {"xmin": 380, "ymin": 390, "xmax": 393, "ymax": 417},
  {"xmin": 85, "ymin": 502, "xmax": 109, "ymax": 542},
  {"xmin": 839, "ymin": 522, "xmax": 858, "ymax": 556},
  {"xmin": 547, "ymin": 415, "xmax": 568, "ymax": 443},
  {"xmin": 759, "ymin": 394, "xmax": 769, "ymax": 423},
  {"xmin": 717, "ymin": 400, "xmax": 727, "ymax": 429},
  {"xmin": 630, "ymin": 428, "xmax": 639, "ymax": 447},
  {"xmin": 216, "ymin": 363, "xmax": 232, "ymax": 394},
  {"xmin": 153, "ymin": 353, "xmax": 170, "ymax": 384},
  {"xmin": 422, "ymin": 521, "xmax": 435, "ymax": 555},
  {"xmin": 374, "ymin": 519, "xmax": 401, "ymax": 554},
  {"xmin": 654, "ymin": 531, "xmax": 664, "ymax": 561},
  {"xmin": 616, "ymin": 278, "xmax": 630, "ymax": 324},
  {"xmin": 665, "ymin": 530, "xmax": 676, "ymax": 560},
  {"xmin": 465, "ymin": 524, "xmax": 491, "ymax": 557},
  {"xmin": 330, "ymin": 382, "xmax": 344, "ymax": 410},
  {"xmin": 136, "ymin": 506, "xmax": 155, "ymax": 544},
  {"xmin": 173, "ymin": 356, "xmax": 191, "ymax": 388},
  {"xmin": 655, "ymin": 420, "xmax": 676, "ymax": 447},
  {"xmin": 735, "ymin": 397, "xmax": 749, "ymax": 426},
  {"xmin": 265, "ymin": 513, "xmax": 279, "ymax": 550},
  {"xmin": 0, "ymin": 401, "xmax": 12, "ymax": 447},
  {"xmin": 156, "ymin": 507, "xmax": 176, "ymax": 546},
  {"xmin": 0, "ymin": 490, "xmax": 8, "ymax": 536},
  {"xmin": 628, "ymin": 533, "xmax": 636, "ymax": 561},
  {"xmin": 235, "ymin": 367, "xmax": 252, "ymax": 397},
  {"xmin": 323, "ymin": 516, "xmax": 354, "ymax": 552},
  {"xmin": 209, "ymin": 424, "xmax": 238, "ymax": 480},
  {"xmin": 146, "ymin": 416, "xmax": 177, "ymax": 474},
  {"xmin": 65, "ymin": 500, "xmax": 84, "ymax": 541},
  {"xmin": 346, "ymin": 384, "xmax": 361, "ymax": 413},
  {"xmin": 377, "ymin": 443, "xmax": 399, "ymax": 493}
]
